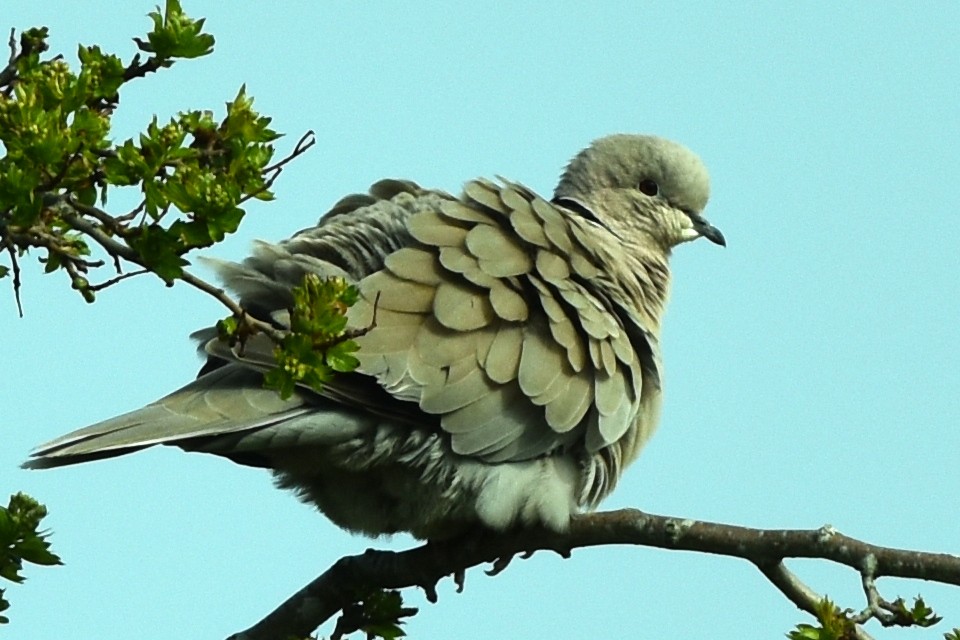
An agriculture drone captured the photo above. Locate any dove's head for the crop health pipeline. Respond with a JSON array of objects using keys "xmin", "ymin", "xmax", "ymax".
[{"xmin": 554, "ymin": 134, "xmax": 724, "ymax": 250}]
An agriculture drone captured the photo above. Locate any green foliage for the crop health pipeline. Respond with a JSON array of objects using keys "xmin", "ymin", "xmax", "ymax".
[
  {"xmin": 887, "ymin": 595, "xmax": 943, "ymax": 628},
  {"xmin": 331, "ymin": 589, "xmax": 416, "ymax": 640},
  {"xmin": 0, "ymin": 0, "xmax": 284, "ymax": 303},
  {"xmin": 786, "ymin": 595, "xmax": 950, "ymax": 639},
  {"xmin": 139, "ymin": 0, "xmax": 215, "ymax": 59},
  {"xmin": 1, "ymin": 1, "xmax": 351, "ymax": 433},
  {"xmin": 261, "ymin": 275, "xmax": 363, "ymax": 399},
  {"xmin": 0, "ymin": 493, "xmax": 62, "ymax": 624},
  {"xmin": 787, "ymin": 598, "xmax": 857, "ymax": 640}
]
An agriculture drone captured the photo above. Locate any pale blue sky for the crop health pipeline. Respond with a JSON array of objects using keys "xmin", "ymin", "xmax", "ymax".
[{"xmin": 4, "ymin": 2, "xmax": 959, "ymax": 639}]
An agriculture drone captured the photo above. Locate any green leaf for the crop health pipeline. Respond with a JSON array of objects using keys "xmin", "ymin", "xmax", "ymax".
[
  {"xmin": 13, "ymin": 536, "xmax": 60, "ymax": 567},
  {"xmin": 127, "ymin": 224, "xmax": 187, "ymax": 281},
  {"xmin": 215, "ymin": 315, "xmax": 239, "ymax": 340},
  {"xmin": 787, "ymin": 625, "xmax": 826, "ymax": 640},
  {"xmin": 0, "ymin": 494, "xmax": 61, "ymax": 625},
  {"xmin": 326, "ymin": 341, "xmax": 360, "ymax": 373},
  {"xmin": 787, "ymin": 598, "xmax": 855, "ymax": 640},
  {"xmin": 143, "ymin": 0, "xmax": 215, "ymax": 60},
  {"xmin": 363, "ymin": 623, "xmax": 406, "ymax": 640},
  {"xmin": 75, "ymin": 185, "xmax": 97, "ymax": 207},
  {"xmin": 261, "ymin": 276, "xmax": 363, "ymax": 398}
]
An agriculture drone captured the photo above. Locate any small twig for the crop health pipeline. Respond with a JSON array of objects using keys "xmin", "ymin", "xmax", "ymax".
[
  {"xmin": 57, "ymin": 205, "xmax": 137, "ymax": 263},
  {"xmin": 122, "ymin": 52, "xmax": 168, "ymax": 82},
  {"xmin": 68, "ymin": 198, "xmax": 125, "ymax": 231},
  {"xmin": 757, "ymin": 561, "xmax": 875, "ymax": 640},
  {"xmin": 58, "ymin": 202, "xmax": 284, "ymax": 340},
  {"xmin": 852, "ymin": 554, "xmax": 895, "ymax": 625},
  {"xmin": 25, "ymin": 228, "xmax": 104, "ymax": 271},
  {"xmin": 6, "ymin": 28, "xmax": 15, "ymax": 63},
  {"xmin": 262, "ymin": 130, "xmax": 316, "ymax": 174},
  {"xmin": 1, "ymin": 27, "xmax": 48, "ymax": 89},
  {"xmin": 116, "ymin": 199, "xmax": 146, "ymax": 224},
  {"xmin": 5, "ymin": 242, "xmax": 23, "ymax": 317},
  {"xmin": 0, "ymin": 29, "xmax": 17, "ymax": 87},
  {"xmin": 337, "ymin": 291, "xmax": 381, "ymax": 344},
  {"xmin": 56, "ymin": 199, "xmax": 287, "ymax": 344},
  {"xmin": 178, "ymin": 269, "xmax": 286, "ymax": 343},
  {"xmin": 240, "ymin": 130, "xmax": 316, "ymax": 205},
  {"xmin": 39, "ymin": 147, "xmax": 85, "ymax": 191},
  {"xmin": 88, "ymin": 268, "xmax": 149, "ymax": 292}
]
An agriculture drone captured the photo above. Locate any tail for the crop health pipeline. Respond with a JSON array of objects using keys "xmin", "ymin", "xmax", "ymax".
[{"xmin": 23, "ymin": 366, "xmax": 311, "ymax": 469}]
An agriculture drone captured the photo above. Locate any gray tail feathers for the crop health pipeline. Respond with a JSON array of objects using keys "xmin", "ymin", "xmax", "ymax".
[{"xmin": 23, "ymin": 366, "xmax": 310, "ymax": 469}]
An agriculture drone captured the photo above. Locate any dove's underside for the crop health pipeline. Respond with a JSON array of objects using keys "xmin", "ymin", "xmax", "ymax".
[{"xmin": 27, "ymin": 135, "xmax": 717, "ymax": 539}]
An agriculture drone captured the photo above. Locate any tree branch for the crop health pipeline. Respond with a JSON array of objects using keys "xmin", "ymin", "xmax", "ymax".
[
  {"xmin": 227, "ymin": 509, "xmax": 960, "ymax": 640},
  {"xmin": 122, "ymin": 52, "xmax": 169, "ymax": 82},
  {"xmin": 238, "ymin": 129, "xmax": 316, "ymax": 205},
  {"xmin": 53, "ymin": 200, "xmax": 286, "ymax": 343},
  {"xmin": 3, "ymin": 241, "xmax": 23, "ymax": 317},
  {"xmin": 0, "ymin": 28, "xmax": 16, "ymax": 87},
  {"xmin": 757, "ymin": 561, "xmax": 875, "ymax": 640}
]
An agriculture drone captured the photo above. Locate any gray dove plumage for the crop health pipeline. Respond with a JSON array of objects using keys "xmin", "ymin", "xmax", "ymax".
[{"xmin": 25, "ymin": 134, "xmax": 724, "ymax": 540}]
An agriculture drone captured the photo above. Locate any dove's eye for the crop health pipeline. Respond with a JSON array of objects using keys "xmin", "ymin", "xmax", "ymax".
[{"xmin": 638, "ymin": 179, "xmax": 659, "ymax": 196}]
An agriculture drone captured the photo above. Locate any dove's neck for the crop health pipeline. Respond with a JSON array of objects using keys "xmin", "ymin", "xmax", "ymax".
[{"xmin": 602, "ymin": 239, "xmax": 672, "ymax": 334}]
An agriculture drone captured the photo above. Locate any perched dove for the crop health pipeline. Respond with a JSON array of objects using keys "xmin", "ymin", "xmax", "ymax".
[{"xmin": 26, "ymin": 135, "xmax": 724, "ymax": 539}]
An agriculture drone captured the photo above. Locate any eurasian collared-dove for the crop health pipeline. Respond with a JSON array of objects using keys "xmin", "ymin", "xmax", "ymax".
[{"xmin": 25, "ymin": 134, "xmax": 724, "ymax": 540}]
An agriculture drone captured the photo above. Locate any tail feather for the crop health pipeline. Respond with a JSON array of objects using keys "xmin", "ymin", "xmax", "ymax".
[{"xmin": 24, "ymin": 366, "xmax": 310, "ymax": 469}]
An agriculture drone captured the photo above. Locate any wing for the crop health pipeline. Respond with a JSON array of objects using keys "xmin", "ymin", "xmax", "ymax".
[{"xmin": 346, "ymin": 177, "xmax": 652, "ymax": 463}]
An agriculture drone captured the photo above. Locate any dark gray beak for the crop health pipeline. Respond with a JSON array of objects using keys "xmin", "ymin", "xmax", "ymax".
[{"xmin": 689, "ymin": 212, "xmax": 726, "ymax": 247}]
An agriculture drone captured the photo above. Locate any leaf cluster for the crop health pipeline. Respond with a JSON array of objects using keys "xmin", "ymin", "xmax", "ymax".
[
  {"xmin": 0, "ymin": 0, "xmax": 281, "ymax": 307},
  {"xmin": 261, "ymin": 274, "xmax": 363, "ymax": 399},
  {"xmin": 329, "ymin": 589, "xmax": 416, "ymax": 640},
  {"xmin": 787, "ymin": 596, "xmax": 956, "ymax": 640},
  {"xmin": 0, "ymin": 493, "xmax": 61, "ymax": 624}
]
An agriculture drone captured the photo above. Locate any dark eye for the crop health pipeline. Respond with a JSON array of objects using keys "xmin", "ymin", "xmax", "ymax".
[{"xmin": 638, "ymin": 179, "xmax": 659, "ymax": 196}]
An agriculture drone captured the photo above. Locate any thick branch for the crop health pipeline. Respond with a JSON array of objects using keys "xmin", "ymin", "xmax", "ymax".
[{"xmin": 227, "ymin": 508, "xmax": 960, "ymax": 640}]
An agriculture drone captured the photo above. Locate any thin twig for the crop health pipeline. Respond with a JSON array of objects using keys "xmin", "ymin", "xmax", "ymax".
[
  {"xmin": 757, "ymin": 561, "xmax": 875, "ymax": 640},
  {"xmin": 0, "ymin": 28, "xmax": 17, "ymax": 87},
  {"xmin": 178, "ymin": 269, "xmax": 286, "ymax": 343},
  {"xmin": 5, "ymin": 242, "xmax": 23, "ymax": 317},
  {"xmin": 21, "ymin": 228, "xmax": 104, "ymax": 270},
  {"xmin": 116, "ymin": 199, "xmax": 146, "ymax": 224},
  {"xmin": 852, "ymin": 554, "xmax": 895, "ymax": 625},
  {"xmin": 262, "ymin": 130, "xmax": 316, "ymax": 174},
  {"xmin": 88, "ymin": 268, "xmax": 149, "ymax": 292},
  {"xmin": 239, "ymin": 130, "xmax": 316, "ymax": 205},
  {"xmin": 122, "ymin": 52, "xmax": 168, "ymax": 82},
  {"xmin": 58, "ymin": 206, "xmax": 137, "ymax": 262},
  {"xmin": 56, "ymin": 199, "xmax": 286, "ymax": 342},
  {"xmin": 39, "ymin": 147, "xmax": 85, "ymax": 191}
]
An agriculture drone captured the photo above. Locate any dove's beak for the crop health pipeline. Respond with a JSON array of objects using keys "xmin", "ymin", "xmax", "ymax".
[{"xmin": 688, "ymin": 212, "xmax": 726, "ymax": 247}]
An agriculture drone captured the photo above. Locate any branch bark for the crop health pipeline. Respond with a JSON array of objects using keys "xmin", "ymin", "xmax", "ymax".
[{"xmin": 227, "ymin": 508, "xmax": 960, "ymax": 640}]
